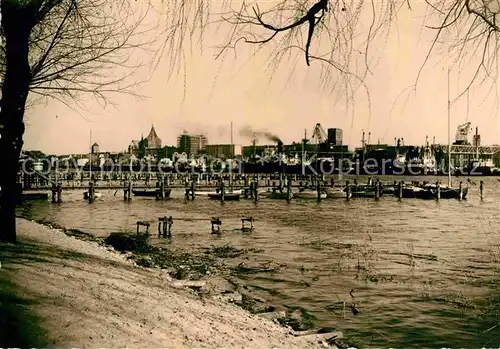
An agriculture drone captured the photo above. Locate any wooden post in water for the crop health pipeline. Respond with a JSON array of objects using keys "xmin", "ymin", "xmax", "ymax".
[
  {"xmin": 88, "ymin": 181, "xmax": 95, "ymax": 204},
  {"xmin": 435, "ymin": 181, "xmax": 440, "ymax": 201},
  {"xmin": 287, "ymin": 175, "xmax": 292, "ymax": 203},
  {"xmin": 374, "ymin": 179, "xmax": 380, "ymax": 201},
  {"xmin": 480, "ymin": 180, "xmax": 484, "ymax": 201},
  {"xmin": 190, "ymin": 181, "xmax": 195, "ymax": 200},
  {"xmin": 51, "ymin": 183, "xmax": 57, "ymax": 203},
  {"xmin": 398, "ymin": 181, "xmax": 403, "ymax": 200},
  {"xmin": 316, "ymin": 180, "xmax": 322, "ymax": 202},
  {"xmin": 220, "ymin": 180, "xmax": 225, "ymax": 203},
  {"xmin": 253, "ymin": 180, "xmax": 258, "ymax": 204},
  {"xmin": 458, "ymin": 181, "xmax": 463, "ymax": 201},
  {"xmin": 57, "ymin": 184, "xmax": 62, "ymax": 203},
  {"xmin": 127, "ymin": 181, "xmax": 132, "ymax": 201},
  {"xmin": 345, "ymin": 180, "xmax": 350, "ymax": 201}
]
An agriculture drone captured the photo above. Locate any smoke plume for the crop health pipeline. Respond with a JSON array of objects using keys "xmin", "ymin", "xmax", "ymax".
[{"xmin": 239, "ymin": 125, "xmax": 282, "ymax": 143}]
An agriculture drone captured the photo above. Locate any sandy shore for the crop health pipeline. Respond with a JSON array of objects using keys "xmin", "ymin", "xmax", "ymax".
[{"xmin": 0, "ymin": 219, "xmax": 342, "ymax": 348}]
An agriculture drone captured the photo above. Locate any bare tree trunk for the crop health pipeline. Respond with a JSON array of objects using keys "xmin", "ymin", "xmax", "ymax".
[{"xmin": 0, "ymin": 2, "xmax": 33, "ymax": 243}]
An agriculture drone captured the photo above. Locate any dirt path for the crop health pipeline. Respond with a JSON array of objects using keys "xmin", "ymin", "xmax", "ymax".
[{"xmin": 0, "ymin": 219, "xmax": 339, "ymax": 348}]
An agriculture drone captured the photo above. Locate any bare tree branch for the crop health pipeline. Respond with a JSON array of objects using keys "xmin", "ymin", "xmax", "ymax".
[{"xmin": 0, "ymin": 0, "xmax": 157, "ymax": 107}]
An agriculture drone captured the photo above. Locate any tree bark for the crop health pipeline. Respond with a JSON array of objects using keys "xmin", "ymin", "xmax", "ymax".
[{"xmin": 0, "ymin": 2, "xmax": 34, "ymax": 243}]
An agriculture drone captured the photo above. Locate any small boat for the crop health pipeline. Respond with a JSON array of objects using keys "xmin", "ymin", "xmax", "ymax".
[
  {"xmin": 207, "ymin": 192, "xmax": 240, "ymax": 201},
  {"xmin": 132, "ymin": 188, "xmax": 171, "ymax": 198},
  {"xmin": 259, "ymin": 188, "xmax": 290, "ymax": 199},
  {"xmin": 199, "ymin": 188, "xmax": 243, "ymax": 196},
  {"xmin": 293, "ymin": 189, "xmax": 327, "ymax": 199},
  {"xmin": 83, "ymin": 191, "xmax": 102, "ymax": 200},
  {"xmin": 20, "ymin": 192, "xmax": 49, "ymax": 201},
  {"xmin": 325, "ymin": 188, "xmax": 350, "ymax": 199},
  {"xmin": 396, "ymin": 185, "xmax": 431, "ymax": 199},
  {"xmin": 350, "ymin": 190, "xmax": 377, "ymax": 198},
  {"xmin": 420, "ymin": 184, "xmax": 468, "ymax": 200},
  {"xmin": 381, "ymin": 186, "xmax": 395, "ymax": 195}
]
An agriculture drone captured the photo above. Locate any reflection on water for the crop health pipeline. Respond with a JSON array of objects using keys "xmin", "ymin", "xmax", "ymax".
[{"xmin": 17, "ymin": 175, "xmax": 500, "ymax": 347}]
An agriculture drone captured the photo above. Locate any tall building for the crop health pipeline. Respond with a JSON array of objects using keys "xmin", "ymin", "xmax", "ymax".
[
  {"xmin": 327, "ymin": 128, "xmax": 343, "ymax": 146},
  {"xmin": 146, "ymin": 125, "xmax": 162, "ymax": 149},
  {"xmin": 205, "ymin": 144, "xmax": 240, "ymax": 158},
  {"xmin": 176, "ymin": 131, "xmax": 208, "ymax": 156}
]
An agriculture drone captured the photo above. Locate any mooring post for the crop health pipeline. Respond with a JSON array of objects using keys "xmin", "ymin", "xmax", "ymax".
[
  {"xmin": 166, "ymin": 216, "xmax": 173, "ymax": 238},
  {"xmin": 57, "ymin": 183, "xmax": 62, "ymax": 203},
  {"xmin": 398, "ymin": 181, "xmax": 403, "ymax": 200},
  {"xmin": 211, "ymin": 217, "xmax": 221, "ymax": 234},
  {"xmin": 435, "ymin": 181, "xmax": 440, "ymax": 201},
  {"xmin": 158, "ymin": 217, "xmax": 164, "ymax": 237},
  {"xmin": 191, "ymin": 181, "xmax": 195, "ymax": 200},
  {"xmin": 374, "ymin": 179, "xmax": 380, "ymax": 201},
  {"xmin": 253, "ymin": 180, "xmax": 258, "ymax": 204},
  {"xmin": 128, "ymin": 181, "xmax": 132, "ymax": 201},
  {"xmin": 51, "ymin": 183, "xmax": 57, "ymax": 203},
  {"xmin": 161, "ymin": 176, "xmax": 166, "ymax": 198},
  {"xmin": 220, "ymin": 180, "xmax": 225, "ymax": 203},
  {"xmin": 459, "ymin": 181, "xmax": 463, "ymax": 201},
  {"xmin": 287, "ymin": 175, "xmax": 292, "ymax": 203},
  {"xmin": 316, "ymin": 180, "xmax": 322, "ymax": 202},
  {"xmin": 480, "ymin": 180, "xmax": 484, "ymax": 201},
  {"xmin": 88, "ymin": 181, "xmax": 95, "ymax": 204},
  {"xmin": 345, "ymin": 180, "xmax": 350, "ymax": 201},
  {"xmin": 249, "ymin": 182, "xmax": 254, "ymax": 199},
  {"xmin": 241, "ymin": 217, "xmax": 254, "ymax": 232}
]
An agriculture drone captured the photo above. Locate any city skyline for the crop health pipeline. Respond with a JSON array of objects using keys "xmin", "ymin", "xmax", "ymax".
[{"xmin": 23, "ymin": 1, "xmax": 500, "ymax": 155}]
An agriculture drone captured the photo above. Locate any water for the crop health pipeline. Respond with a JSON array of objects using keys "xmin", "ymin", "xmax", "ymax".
[{"xmin": 17, "ymin": 175, "xmax": 500, "ymax": 347}]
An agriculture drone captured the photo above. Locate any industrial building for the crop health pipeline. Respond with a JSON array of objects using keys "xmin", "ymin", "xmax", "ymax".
[
  {"xmin": 177, "ymin": 131, "xmax": 208, "ymax": 156},
  {"xmin": 204, "ymin": 144, "xmax": 241, "ymax": 158}
]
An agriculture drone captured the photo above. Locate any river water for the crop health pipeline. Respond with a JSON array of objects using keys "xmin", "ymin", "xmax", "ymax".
[{"xmin": 17, "ymin": 175, "xmax": 500, "ymax": 347}]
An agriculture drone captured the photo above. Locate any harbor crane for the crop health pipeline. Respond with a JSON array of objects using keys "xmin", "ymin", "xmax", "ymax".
[
  {"xmin": 455, "ymin": 122, "xmax": 471, "ymax": 145},
  {"xmin": 311, "ymin": 123, "xmax": 327, "ymax": 144}
]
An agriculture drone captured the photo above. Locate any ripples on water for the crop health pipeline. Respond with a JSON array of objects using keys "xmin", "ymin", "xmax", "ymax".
[{"xmin": 18, "ymin": 175, "xmax": 500, "ymax": 347}]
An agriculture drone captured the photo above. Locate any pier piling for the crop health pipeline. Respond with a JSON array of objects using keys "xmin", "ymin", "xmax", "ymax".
[
  {"xmin": 211, "ymin": 217, "xmax": 222, "ymax": 233},
  {"xmin": 287, "ymin": 175, "xmax": 292, "ymax": 203},
  {"xmin": 435, "ymin": 181, "xmax": 440, "ymax": 201},
  {"xmin": 136, "ymin": 221, "xmax": 150, "ymax": 235},
  {"xmin": 158, "ymin": 216, "xmax": 173, "ymax": 238},
  {"xmin": 316, "ymin": 180, "xmax": 322, "ymax": 202},
  {"xmin": 253, "ymin": 181, "xmax": 258, "ymax": 204},
  {"xmin": 374, "ymin": 179, "xmax": 380, "ymax": 201},
  {"xmin": 220, "ymin": 181, "xmax": 225, "ymax": 203},
  {"xmin": 345, "ymin": 181, "xmax": 350, "ymax": 201},
  {"xmin": 241, "ymin": 217, "xmax": 254, "ymax": 232},
  {"xmin": 480, "ymin": 180, "xmax": 484, "ymax": 201},
  {"xmin": 88, "ymin": 182, "xmax": 95, "ymax": 204}
]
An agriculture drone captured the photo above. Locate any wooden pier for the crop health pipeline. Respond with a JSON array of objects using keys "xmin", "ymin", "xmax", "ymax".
[{"xmin": 18, "ymin": 172, "xmax": 480, "ymax": 203}]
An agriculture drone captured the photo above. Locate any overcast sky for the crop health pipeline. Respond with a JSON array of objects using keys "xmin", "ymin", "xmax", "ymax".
[{"xmin": 23, "ymin": 1, "xmax": 500, "ymax": 154}]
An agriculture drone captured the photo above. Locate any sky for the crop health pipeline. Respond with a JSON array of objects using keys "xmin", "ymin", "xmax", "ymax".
[{"xmin": 23, "ymin": 1, "xmax": 500, "ymax": 155}]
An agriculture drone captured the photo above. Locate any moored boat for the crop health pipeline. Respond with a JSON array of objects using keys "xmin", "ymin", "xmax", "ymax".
[
  {"xmin": 325, "ymin": 188, "xmax": 350, "ymax": 199},
  {"xmin": 259, "ymin": 188, "xmax": 290, "ymax": 199},
  {"xmin": 421, "ymin": 183, "xmax": 468, "ymax": 200},
  {"xmin": 207, "ymin": 192, "xmax": 240, "ymax": 201},
  {"xmin": 83, "ymin": 191, "xmax": 102, "ymax": 200},
  {"xmin": 132, "ymin": 188, "xmax": 172, "ymax": 198},
  {"xmin": 293, "ymin": 189, "xmax": 327, "ymax": 199}
]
